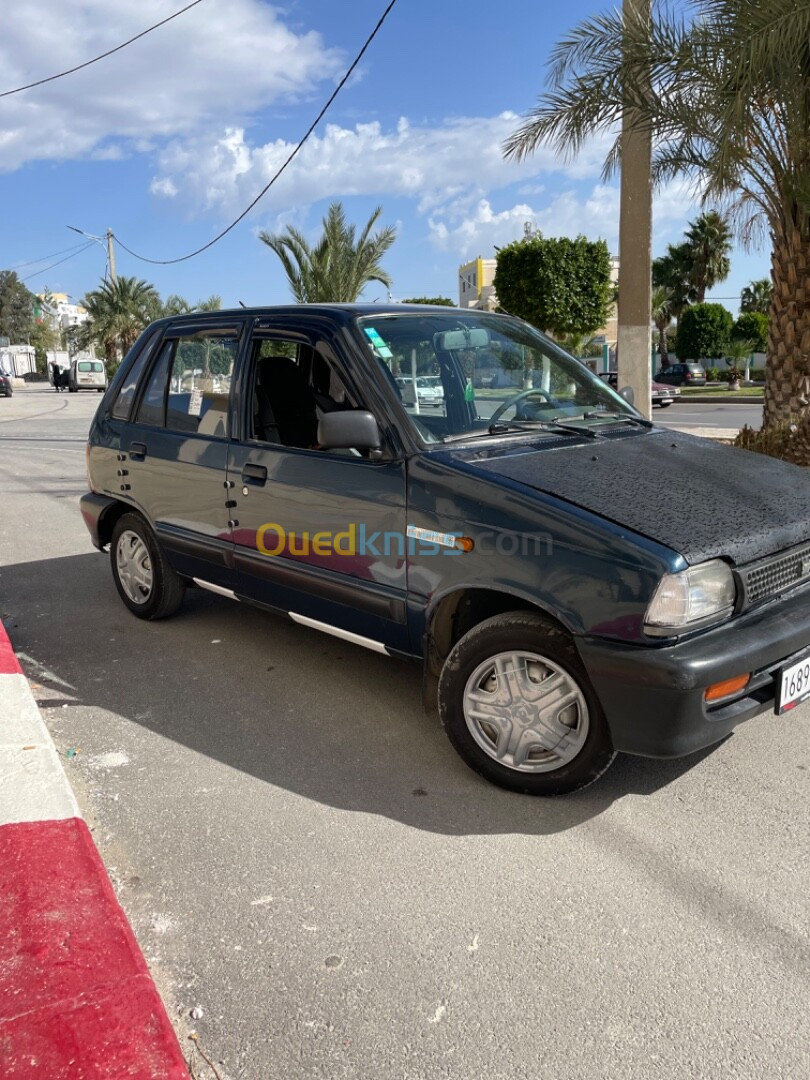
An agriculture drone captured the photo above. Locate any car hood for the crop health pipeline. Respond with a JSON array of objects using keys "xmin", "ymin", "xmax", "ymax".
[{"xmin": 451, "ymin": 429, "xmax": 810, "ymax": 565}]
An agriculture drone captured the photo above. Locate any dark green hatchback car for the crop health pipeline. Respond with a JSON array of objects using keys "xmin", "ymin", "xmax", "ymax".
[{"xmin": 81, "ymin": 305, "xmax": 810, "ymax": 795}]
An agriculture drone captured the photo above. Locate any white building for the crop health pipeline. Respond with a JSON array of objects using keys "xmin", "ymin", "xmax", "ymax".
[{"xmin": 0, "ymin": 345, "xmax": 36, "ymax": 376}]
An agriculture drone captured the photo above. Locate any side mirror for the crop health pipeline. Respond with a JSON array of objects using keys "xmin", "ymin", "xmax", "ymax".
[
  {"xmin": 619, "ymin": 385, "xmax": 635, "ymax": 406},
  {"xmin": 318, "ymin": 410, "xmax": 381, "ymax": 451}
]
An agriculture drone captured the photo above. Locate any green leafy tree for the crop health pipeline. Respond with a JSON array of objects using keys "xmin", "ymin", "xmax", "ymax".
[
  {"xmin": 29, "ymin": 319, "xmax": 59, "ymax": 373},
  {"xmin": 401, "ymin": 296, "xmax": 455, "ymax": 306},
  {"xmin": 493, "ymin": 234, "xmax": 613, "ymax": 337},
  {"xmin": 740, "ymin": 279, "xmax": 771, "ymax": 315},
  {"xmin": 259, "ymin": 202, "xmax": 396, "ymax": 302},
  {"xmin": 677, "ymin": 303, "xmax": 733, "ymax": 361},
  {"xmin": 0, "ymin": 271, "xmax": 36, "ymax": 343},
  {"xmin": 732, "ymin": 311, "xmax": 768, "ymax": 352},
  {"xmin": 502, "ymin": 0, "xmax": 810, "ymax": 427},
  {"xmin": 81, "ymin": 276, "xmax": 160, "ymax": 363},
  {"xmin": 683, "ymin": 210, "xmax": 732, "ymax": 303}
]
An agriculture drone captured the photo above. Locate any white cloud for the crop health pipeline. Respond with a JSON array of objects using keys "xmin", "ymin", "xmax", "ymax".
[
  {"xmin": 0, "ymin": 1, "xmax": 342, "ymax": 171},
  {"xmin": 149, "ymin": 113, "xmax": 612, "ymax": 219},
  {"xmin": 150, "ymin": 177, "xmax": 177, "ymax": 198},
  {"xmin": 426, "ymin": 180, "xmax": 699, "ymax": 260}
]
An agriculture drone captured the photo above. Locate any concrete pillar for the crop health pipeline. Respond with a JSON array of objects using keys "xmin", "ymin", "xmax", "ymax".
[{"xmin": 616, "ymin": 0, "xmax": 653, "ymax": 419}]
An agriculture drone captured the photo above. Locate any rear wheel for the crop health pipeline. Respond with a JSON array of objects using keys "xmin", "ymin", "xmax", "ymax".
[
  {"xmin": 438, "ymin": 612, "xmax": 615, "ymax": 795},
  {"xmin": 110, "ymin": 512, "xmax": 185, "ymax": 620}
]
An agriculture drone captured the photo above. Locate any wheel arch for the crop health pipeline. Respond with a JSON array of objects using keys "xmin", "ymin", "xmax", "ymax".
[
  {"xmin": 423, "ymin": 585, "xmax": 576, "ymax": 683},
  {"xmin": 97, "ymin": 499, "xmax": 138, "ymax": 549}
]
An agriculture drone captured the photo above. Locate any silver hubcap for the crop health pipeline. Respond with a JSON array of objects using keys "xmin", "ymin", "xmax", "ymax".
[
  {"xmin": 463, "ymin": 651, "xmax": 589, "ymax": 773},
  {"xmin": 116, "ymin": 530, "xmax": 153, "ymax": 605}
]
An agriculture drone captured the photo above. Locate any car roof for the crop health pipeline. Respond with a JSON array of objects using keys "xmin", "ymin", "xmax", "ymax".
[{"xmin": 143, "ymin": 302, "xmax": 489, "ymax": 331}]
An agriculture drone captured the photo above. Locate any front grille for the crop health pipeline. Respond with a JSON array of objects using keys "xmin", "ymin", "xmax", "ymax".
[{"xmin": 738, "ymin": 542, "xmax": 810, "ymax": 605}]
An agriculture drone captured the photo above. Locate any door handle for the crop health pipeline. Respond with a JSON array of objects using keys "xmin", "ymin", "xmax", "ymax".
[
  {"xmin": 241, "ymin": 463, "xmax": 268, "ymax": 484},
  {"xmin": 129, "ymin": 442, "xmax": 147, "ymax": 460}
]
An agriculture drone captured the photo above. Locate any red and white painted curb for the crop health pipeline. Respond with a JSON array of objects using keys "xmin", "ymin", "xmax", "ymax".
[{"xmin": 0, "ymin": 623, "xmax": 189, "ymax": 1079}]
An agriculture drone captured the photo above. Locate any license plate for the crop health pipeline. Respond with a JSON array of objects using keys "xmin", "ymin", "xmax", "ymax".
[{"xmin": 776, "ymin": 651, "xmax": 810, "ymax": 713}]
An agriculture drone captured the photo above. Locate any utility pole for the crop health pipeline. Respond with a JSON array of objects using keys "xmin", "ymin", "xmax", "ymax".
[
  {"xmin": 106, "ymin": 229, "xmax": 117, "ymax": 284},
  {"xmin": 616, "ymin": 0, "xmax": 652, "ymax": 419}
]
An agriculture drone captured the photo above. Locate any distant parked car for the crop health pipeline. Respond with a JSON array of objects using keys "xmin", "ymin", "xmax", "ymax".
[
  {"xmin": 656, "ymin": 363, "xmax": 707, "ymax": 387},
  {"xmin": 0, "ymin": 372, "xmax": 12, "ymax": 398},
  {"xmin": 395, "ymin": 375, "xmax": 443, "ymax": 407},
  {"xmin": 598, "ymin": 371, "xmax": 680, "ymax": 408}
]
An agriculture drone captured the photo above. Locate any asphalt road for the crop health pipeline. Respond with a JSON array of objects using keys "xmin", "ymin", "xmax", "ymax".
[{"xmin": 1, "ymin": 386, "xmax": 807, "ymax": 1080}]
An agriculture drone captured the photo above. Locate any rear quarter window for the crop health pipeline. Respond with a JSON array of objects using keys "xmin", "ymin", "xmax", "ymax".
[{"xmin": 111, "ymin": 335, "xmax": 159, "ymax": 420}]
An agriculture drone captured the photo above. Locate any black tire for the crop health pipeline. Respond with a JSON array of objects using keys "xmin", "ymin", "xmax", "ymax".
[
  {"xmin": 110, "ymin": 512, "xmax": 185, "ymax": 620},
  {"xmin": 657, "ymin": 400, "xmax": 673, "ymax": 408},
  {"xmin": 438, "ymin": 611, "xmax": 616, "ymax": 795}
]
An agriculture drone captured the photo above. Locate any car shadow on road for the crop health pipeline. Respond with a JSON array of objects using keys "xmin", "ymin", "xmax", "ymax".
[{"xmin": 1, "ymin": 552, "xmax": 725, "ymax": 838}]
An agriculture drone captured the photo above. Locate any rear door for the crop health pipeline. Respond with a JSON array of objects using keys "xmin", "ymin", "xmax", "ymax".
[
  {"xmin": 120, "ymin": 321, "xmax": 245, "ymax": 589},
  {"xmin": 226, "ymin": 316, "xmax": 410, "ymax": 653}
]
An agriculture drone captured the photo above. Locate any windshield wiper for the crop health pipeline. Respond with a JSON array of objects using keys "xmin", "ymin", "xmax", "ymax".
[
  {"xmin": 488, "ymin": 418, "xmax": 600, "ymax": 439},
  {"xmin": 580, "ymin": 411, "xmax": 653, "ymax": 429},
  {"xmin": 441, "ymin": 421, "xmax": 562, "ymax": 443}
]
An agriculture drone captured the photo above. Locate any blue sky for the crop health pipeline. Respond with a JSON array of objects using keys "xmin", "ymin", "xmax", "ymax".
[{"xmin": 1, "ymin": 0, "xmax": 767, "ymax": 313}]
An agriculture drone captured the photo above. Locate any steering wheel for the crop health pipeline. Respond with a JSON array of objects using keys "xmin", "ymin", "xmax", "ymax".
[{"xmin": 489, "ymin": 388, "xmax": 554, "ymax": 423}]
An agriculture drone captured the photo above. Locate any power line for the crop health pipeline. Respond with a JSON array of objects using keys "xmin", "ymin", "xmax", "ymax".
[
  {"xmin": 114, "ymin": 0, "xmax": 400, "ymax": 267},
  {"xmin": 20, "ymin": 242, "xmax": 96, "ymax": 283},
  {"xmin": 9, "ymin": 241, "xmax": 93, "ymax": 270},
  {"xmin": 0, "ymin": 0, "xmax": 207, "ymax": 99}
]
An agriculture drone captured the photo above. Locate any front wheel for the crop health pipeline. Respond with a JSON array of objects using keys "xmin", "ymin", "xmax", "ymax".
[
  {"xmin": 656, "ymin": 400, "xmax": 673, "ymax": 408},
  {"xmin": 438, "ymin": 612, "xmax": 615, "ymax": 795},
  {"xmin": 110, "ymin": 512, "xmax": 185, "ymax": 620}
]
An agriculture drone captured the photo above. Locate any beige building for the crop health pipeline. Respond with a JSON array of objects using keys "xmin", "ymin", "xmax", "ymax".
[{"xmin": 457, "ymin": 256, "xmax": 498, "ymax": 310}]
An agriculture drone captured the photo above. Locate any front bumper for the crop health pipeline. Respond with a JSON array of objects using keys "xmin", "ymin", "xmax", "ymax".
[{"xmin": 577, "ymin": 586, "xmax": 810, "ymax": 757}]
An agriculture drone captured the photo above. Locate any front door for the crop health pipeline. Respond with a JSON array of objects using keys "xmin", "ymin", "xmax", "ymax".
[{"xmin": 226, "ymin": 322, "xmax": 410, "ymax": 653}]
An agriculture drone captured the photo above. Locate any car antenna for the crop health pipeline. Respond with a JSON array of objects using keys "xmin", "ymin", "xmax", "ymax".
[{"xmin": 238, "ymin": 300, "xmax": 246, "ymax": 308}]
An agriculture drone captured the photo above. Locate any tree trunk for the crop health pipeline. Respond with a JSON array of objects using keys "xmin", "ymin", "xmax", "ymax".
[
  {"xmin": 764, "ymin": 223, "xmax": 810, "ymax": 428},
  {"xmin": 658, "ymin": 325, "xmax": 668, "ymax": 366}
]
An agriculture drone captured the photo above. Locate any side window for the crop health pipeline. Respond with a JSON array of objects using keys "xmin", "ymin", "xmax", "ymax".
[
  {"xmin": 164, "ymin": 333, "xmax": 239, "ymax": 437},
  {"xmin": 111, "ymin": 335, "xmax": 158, "ymax": 420},
  {"xmin": 135, "ymin": 341, "xmax": 175, "ymax": 427},
  {"xmin": 249, "ymin": 337, "xmax": 359, "ymax": 449}
]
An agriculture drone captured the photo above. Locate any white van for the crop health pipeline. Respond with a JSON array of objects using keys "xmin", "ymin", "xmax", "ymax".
[{"xmin": 69, "ymin": 359, "xmax": 107, "ymax": 393}]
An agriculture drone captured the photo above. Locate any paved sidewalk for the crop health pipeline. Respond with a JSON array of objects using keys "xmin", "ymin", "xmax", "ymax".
[{"xmin": 0, "ymin": 622, "xmax": 189, "ymax": 1079}]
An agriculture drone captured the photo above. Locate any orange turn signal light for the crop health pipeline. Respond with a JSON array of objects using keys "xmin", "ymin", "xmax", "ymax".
[
  {"xmin": 704, "ymin": 673, "xmax": 750, "ymax": 702},
  {"xmin": 454, "ymin": 537, "xmax": 475, "ymax": 553}
]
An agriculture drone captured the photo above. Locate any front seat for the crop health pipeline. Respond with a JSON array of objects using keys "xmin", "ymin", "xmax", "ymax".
[{"xmin": 257, "ymin": 356, "xmax": 318, "ymax": 449}]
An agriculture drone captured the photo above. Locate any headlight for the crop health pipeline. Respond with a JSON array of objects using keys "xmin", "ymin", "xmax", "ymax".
[{"xmin": 644, "ymin": 559, "xmax": 736, "ymax": 635}]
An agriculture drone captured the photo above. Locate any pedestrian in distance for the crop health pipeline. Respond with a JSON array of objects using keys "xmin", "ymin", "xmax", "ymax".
[{"xmin": 51, "ymin": 361, "xmax": 62, "ymax": 392}]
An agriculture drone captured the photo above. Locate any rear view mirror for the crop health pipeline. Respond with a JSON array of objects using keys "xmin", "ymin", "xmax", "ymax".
[
  {"xmin": 318, "ymin": 410, "xmax": 381, "ymax": 451},
  {"xmin": 435, "ymin": 328, "xmax": 490, "ymax": 351},
  {"xmin": 619, "ymin": 385, "xmax": 635, "ymax": 406}
]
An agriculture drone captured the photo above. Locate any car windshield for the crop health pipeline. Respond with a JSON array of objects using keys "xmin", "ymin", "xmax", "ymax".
[{"xmin": 356, "ymin": 312, "xmax": 636, "ymax": 443}]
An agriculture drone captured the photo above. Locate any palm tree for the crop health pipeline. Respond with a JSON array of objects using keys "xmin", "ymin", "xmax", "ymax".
[
  {"xmin": 259, "ymin": 202, "xmax": 396, "ymax": 303},
  {"xmin": 684, "ymin": 211, "xmax": 732, "ymax": 303},
  {"xmin": 740, "ymin": 279, "xmax": 771, "ymax": 315},
  {"xmin": 651, "ymin": 285, "xmax": 674, "ymax": 367},
  {"xmin": 81, "ymin": 276, "xmax": 159, "ymax": 362},
  {"xmin": 195, "ymin": 294, "xmax": 222, "ymax": 312},
  {"xmin": 502, "ymin": 0, "xmax": 810, "ymax": 428},
  {"xmin": 652, "ymin": 244, "xmax": 695, "ymax": 327}
]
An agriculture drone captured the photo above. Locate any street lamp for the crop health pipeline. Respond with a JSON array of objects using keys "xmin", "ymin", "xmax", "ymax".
[{"xmin": 66, "ymin": 225, "xmax": 117, "ymax": 283}]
